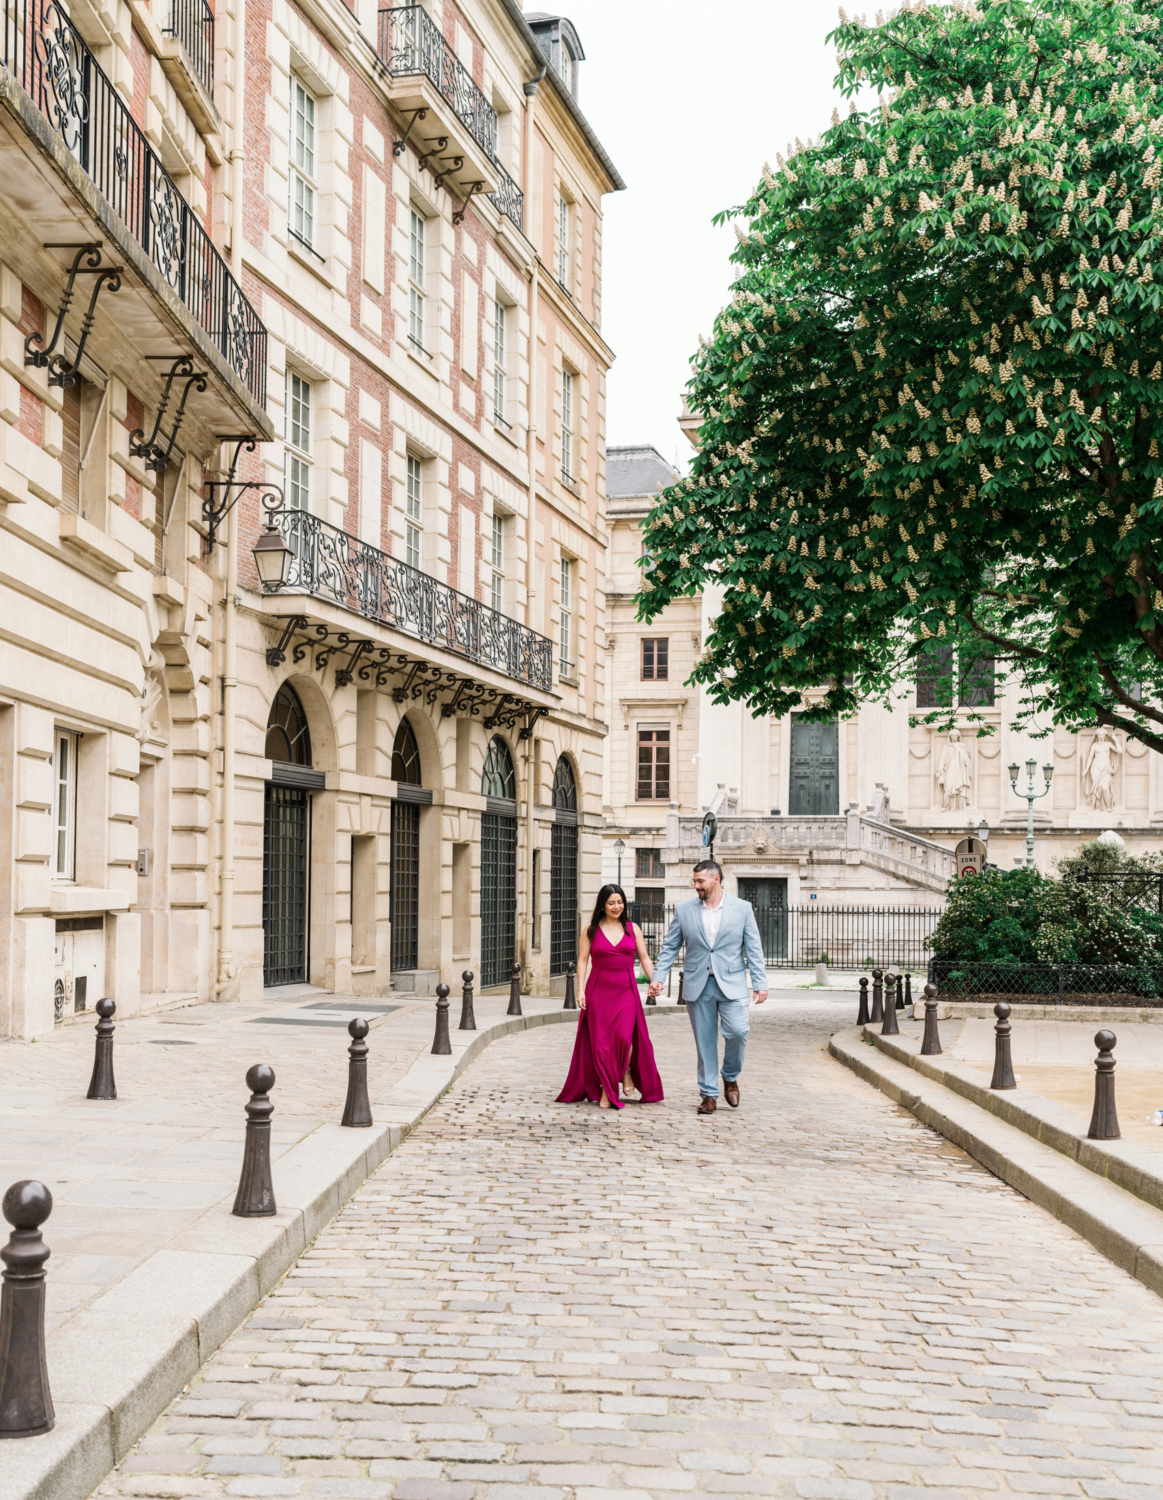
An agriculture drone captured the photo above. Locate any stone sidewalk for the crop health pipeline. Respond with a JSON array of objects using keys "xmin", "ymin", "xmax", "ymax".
[{"xmin": 92, "ymin": 994, "xmax": 1163, "ymax": 1500}]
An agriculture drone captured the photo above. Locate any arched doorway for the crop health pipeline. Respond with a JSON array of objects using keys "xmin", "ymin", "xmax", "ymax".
[
  {"xmin": 550, "ymin": 755, "xmax": 578, "ymax": 976},
  {"xmin": 390, "ymin": 719, "xmax": 424, "ymax": 974},
  {"xmin": 263, "ymin": 683, "xmax": 313, "ymax": 986},
  {"xmin": 480, "ymin": 735, "xmax": 517, "ymax": 988}
]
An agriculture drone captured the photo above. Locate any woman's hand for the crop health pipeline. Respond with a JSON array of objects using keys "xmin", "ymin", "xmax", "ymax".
[{"xmin": 578, "ymin": 991, "xmax": 586, "ymax": 1010}]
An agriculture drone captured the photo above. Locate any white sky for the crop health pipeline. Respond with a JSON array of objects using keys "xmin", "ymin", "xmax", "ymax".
[{"xmin": 559, "ymin": 0, "xmax": 854, "ymax": 472}]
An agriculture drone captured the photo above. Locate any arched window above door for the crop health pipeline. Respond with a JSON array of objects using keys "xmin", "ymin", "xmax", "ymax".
[
  {"xmin": 265, "ymin": 683, "xmax": 311, "ymax": 765},
  {"xmin": 552, "ymin": 754, "xmax": 576, "ymax": 811},
  {"xmin": 481, "ymin": 736, "xmax": 516, "ymax": 800},
  {"xmin": 392, "ymin": 719, "xmax": 422, "ymax": 785}
]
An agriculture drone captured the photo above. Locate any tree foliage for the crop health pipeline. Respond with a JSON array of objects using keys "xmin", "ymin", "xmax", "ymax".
[{"xmin": 637, "ymin": 0, "xmax": 1163, "ymax": 752}]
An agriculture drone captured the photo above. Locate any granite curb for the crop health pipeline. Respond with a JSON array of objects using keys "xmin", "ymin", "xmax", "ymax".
[
  {"xmin": 2, "ymin": 1001, "xmax": 686, "ymax": 1500},
  {"xmin": 828, "ymin": 1023, "xmax": 1163, "ymax": 1303}
]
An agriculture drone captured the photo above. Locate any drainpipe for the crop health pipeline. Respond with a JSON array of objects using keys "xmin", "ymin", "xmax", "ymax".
[{"xmin": 521, "ymin": 63, "xmax": 545, "ymax": 984}]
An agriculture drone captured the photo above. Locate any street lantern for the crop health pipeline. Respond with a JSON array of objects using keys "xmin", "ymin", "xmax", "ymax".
[
  {"xmin": 613, "ymin": 837, "xmax": 626, "ymax": 887},
  {"xmin": 977, "ymin": 818, "xmax": 989, "ymax": 843},
  {"xmin": 252, "ymin": 521, "xmax": 293, "ymax": 587},
  {"xmin": 1043, "ymin": 763, "xmax": 1054, "ymax": 784},
  {"xmin": 1008, "ymin": 762, "xmax": 1020, "ymax": 786},
  {"xmin": 1009, "ymin": 759, "xmax": 1053, "ymax": 869}
]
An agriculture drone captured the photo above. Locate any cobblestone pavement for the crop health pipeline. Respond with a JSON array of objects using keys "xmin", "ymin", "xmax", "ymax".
[{"xmin": 96, "ymin": 999, "xmax": 1163, "ymax": 1499}]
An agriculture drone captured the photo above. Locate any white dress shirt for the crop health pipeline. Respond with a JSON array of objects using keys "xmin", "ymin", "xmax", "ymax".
[{"xmin": 700, "ymin": 898, "xmax": 724, "ymax": 948}]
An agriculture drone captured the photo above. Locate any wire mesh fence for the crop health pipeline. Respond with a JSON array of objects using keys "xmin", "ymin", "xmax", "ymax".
[{"xmin": 929, "ymin": 958, "xmax": 1163, "ymax": 1006}]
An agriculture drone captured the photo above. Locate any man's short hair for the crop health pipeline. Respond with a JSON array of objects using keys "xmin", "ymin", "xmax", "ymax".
[{"xmin": 693, "ymin": 859, "xmax": 723, "ymax": 882}]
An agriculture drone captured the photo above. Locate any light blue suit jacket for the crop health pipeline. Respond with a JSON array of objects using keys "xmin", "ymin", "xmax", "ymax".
[{"xmin": 652, "ymin": 895, "xmax": 767, "ymax": 1002}]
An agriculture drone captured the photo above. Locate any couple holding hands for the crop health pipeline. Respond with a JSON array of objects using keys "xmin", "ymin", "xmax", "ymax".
[{"xmin": 556, "ymin": 859, "xmax": 769, "ymax": 1115}]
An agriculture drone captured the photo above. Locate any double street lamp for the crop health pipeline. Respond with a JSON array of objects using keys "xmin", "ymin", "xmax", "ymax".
[{"xmin": 1008, "ymin": 758, "xmax": 1054, "ymax": 869}]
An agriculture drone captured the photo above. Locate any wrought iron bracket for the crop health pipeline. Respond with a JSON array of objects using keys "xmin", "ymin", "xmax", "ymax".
[
  {"xmin": 202, "ymin": 439, "xmax": 283, "ymax": 554},
  {"xmin": 452, "ymin": 181, "xmax": 485, "ymax": 226},
  {"xmin": 433, "ymin": 154, "xmax": 464, "ymax": 191},
  {"xmin": 393, "ymin": 106, "xmax": 428, "ymax": 157},
  {"xmin": 266, "ymin": 614, "xmax": 308, "ymax": 667},
  {"xmin": 518, "ymin": 706, "xmax": 550, "ymax": 741},
  {"xmin": 25, "ymin": 245, "xmax": 122, "ymax": 388},
  {"xmin": 130, "ymin": 356, "xmax": 208, "ymax": 472},
  {"xmin": 335, "ymin": 639, "xmax": 375, "ymax": 687},
  {"xmin": 416, "ymin": 135, "xmax": 448, "ymax": 173}
]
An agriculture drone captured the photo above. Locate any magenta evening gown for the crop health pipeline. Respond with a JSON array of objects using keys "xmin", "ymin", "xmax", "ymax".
[{"xmin": 556, "ymin": 925, "xmax": 664, "ymax": 1109}]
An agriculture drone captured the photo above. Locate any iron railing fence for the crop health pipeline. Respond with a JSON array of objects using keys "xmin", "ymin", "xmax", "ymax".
[
  {"xmin": 1074, "ymin": 868, "xmax": 1163, "ymax": 915},
  {"xmin": 929, "ymin": 959, "xmax": 1163, "ymax": 1005},
  {"xmin": 626, "ymin": 903, "xmax": 942, "ymax": 971},
  {"xmin": 1, "ymin": 0, "xmax": 266, "ymax": 404},
  {"xmin": 164, "ymin": 0, "xmax": 213, "ymax": 94},
  {"xmin": 269, "ymin": 507, "xmax": 555, "ymax": 692},
  {"xmin": 378, "ymin": 5, "xmax": 496, "ymax": 161},
  {"xmin": 489, "ymin": 162, "xmax": 523, "ymax": 230}
]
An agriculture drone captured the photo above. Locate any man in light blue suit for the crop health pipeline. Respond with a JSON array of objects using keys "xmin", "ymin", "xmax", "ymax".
[{"xmin": 648, "ymin": 860, "xmax": 768, "ymax": 1114}]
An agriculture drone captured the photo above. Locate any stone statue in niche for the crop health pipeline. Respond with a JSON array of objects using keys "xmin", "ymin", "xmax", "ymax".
[
  {"xmin": 1083, "ymin": 727, "xmax": 1120, "ymax": 811},
  {"xmin": 936, "ymin": 728, "xmax": 973, "ymax": 811}
]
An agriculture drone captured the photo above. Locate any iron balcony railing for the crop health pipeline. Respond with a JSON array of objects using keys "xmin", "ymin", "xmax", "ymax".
[
  {"xmin": 489, "ymin": 162, "xmax": 523, "ymax": 231},
  {"xmin": 378, "ymin": 5, "xmax": 496, "ymax": 162},
  {"xmin": 2, "ymin": 0, "xmax": 266, "ymax": 405},
  {"xmin": 269, "ymin": 508, "xmax": 554, "ymax": 692},
  {"xmin": 164, "ymin": 0, "xmax": 214, "ymax": 96}
]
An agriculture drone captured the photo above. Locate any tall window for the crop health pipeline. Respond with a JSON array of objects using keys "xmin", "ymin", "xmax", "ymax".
[
  {"xmin": 405, "ymin": 453, "xmax": 423, "ymax": 569},
  {"xmin": 636, "ymin": 847, "xmax": 665, "ymax": 879},
  {"xmin": 641, "ymin": 638, "xmax": 669, "ymax": 681},
  {"xmin": 289, "ymin": 77, "xmax": 317, "ymax": 251},
  {"xmin": 285, "ymin": 371, "xmax": 311, "ymax": 510},
  {"xmin": 557, "ymin": 194, "xmax": 570, "ymax": 284},
  {"xmin": 489, "ymin": 513, "xmax": 504, "ymax": 613},
  {"xmin": 916, "ymin": 642, "xmax": 996, "ymax": 708},
  {"xmin": 52, "ymin": 729, "xmax": 78, "ymax": 880},
  {"xmin": 561, "ymin": 369, "xmax": 574, "ymax": 481},
  {"xmin": 637, "ymin": 728, "xmax": 670, "ymax": 801},
  {"xmin": 408, "ymin": 208, "xmax": 426, "ymax": 351},
  {"xmin": 558, "ymin": 556, "xmax": 574, "ymax": 677},
  {"xmin": 492, "ymin": 300, "xmax": 507, "ymax": 424}
]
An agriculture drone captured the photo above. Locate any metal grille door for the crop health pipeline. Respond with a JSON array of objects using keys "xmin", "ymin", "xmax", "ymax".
[
  {"xmin": 481, "ymin": 812, "xmax": 517, "ymax": 987},
  {"xmin": 263, "ymin": 787, "xmax": 308, "ymax": 986},
  {"xmin": 550, "ymin": 821, "xmax": 578, "ymax": 976},
  {"xmin": 737, "ymin": 877, "xmax": 789, "ymax": 961},
  {"xmin": 390, "ymin": 801, "xmax": 420, "ymax": 971}
]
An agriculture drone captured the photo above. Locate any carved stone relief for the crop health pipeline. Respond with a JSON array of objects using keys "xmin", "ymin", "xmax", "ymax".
[
  {"xmin": 936, "ymin": 728, "xmax": 973, "ymax": 811},
  {"xmin": 1082, "ymin": 726, "xmax": 1121, "ymax": 811}
]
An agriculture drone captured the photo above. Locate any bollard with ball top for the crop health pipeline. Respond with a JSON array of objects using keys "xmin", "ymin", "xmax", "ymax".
[
  {"xmin": 564, "ymin": 962, "xmax": 577, "ymax": 1010},
  {"xmin": 856, "ymin": 977, "xmax": 870, "ymax": 1027},
  {"xmin": 432, "ymin": 983, "xmax": 452, "ymax": 1055},
  {"xmin": 870, "ymin": 969, "xmax": 884, "ymax": 1025},
  {"xmin": 340, "ymin": 1019, "xmax": 372, "ymax": 1128},
  {"xmin": 919, "ymin": 982, "xmax": 942, "ymax": 1056},
  {"xmin": 0, "ymin": 1180, "xmax": 54, "ymax": 1438},
  {"xmin": 881, "ymin": 973, "xmax": 900, "ymax": 1035},
  {"xmin": 1088, "ymin": 1029, "xmax": 1120, "ymax": 1141},
  {"xmin": 459, "ymin": 970, "xmax": 476, "ymax": 1031},
  {"xmin": 507, "ymin": 960, "xmax": 523, "ymax": 1017},
  {"xmin": 990, "ymin": 1002, "xmax": 1017, "ymax": 1090},
  {"xmin": 86, "ymin": 997, "xmax": 117, "ymax": 1100},
  {"xmin": 232, "ymin": 1065, "xmax": 276, "ymax": 1217},
  {"xmin": 903, "ymin": 972, "xmax": 913, "ymax": 1012}
]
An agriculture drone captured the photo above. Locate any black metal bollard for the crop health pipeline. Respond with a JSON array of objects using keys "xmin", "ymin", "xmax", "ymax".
[
  {"xmin": 920, "ymin": 982, "xmax": 942, "ymax": 1056},
  {"xmin": 881, "ymin": 973, "xmax": 900, "ymax": 1035},
  {"xmin": 900, "ymin": 973, "xmax": 911, "ymax": 1011},
  {"xmin": 870, "ymin": 969, "xmax": 884, "ymax": 1025},
  {"xmin": 856, "ymin": 977, "xmax": 870, "ymax": 1027},
  {"xmin": 86, "ymin": 997, "xmax": 116, "ymax": 1100},
  {"xmin": 340, "ymin": 1019, "xmax": 372, "ymax": 1128},
  {"xmin": 990, "ymin": 1002, "xmax": 1017, "ymax": 1090},
  {"xmin": 0, "ymin": 1180, "xmax": 54, "ymax": 1438},
  {"xmin": 432, "ymin": 983, "xmax": 452, "ymax": 1055},
  {"xmin": 563, "ymin": 962, "xmax": 577, "ymax": 1010},
  {"xmin": 459, "ymin": 970, "xmax": 476, "ymax": 1031},
  {"xmin": 507, "ymin": 961, "xmax": 523, "ymax": 1017},
  {"xmin": 232, "ymin": 1065, "xmax": 276, "ymax": 1218},
  {"xmin": 677, "ymin": 971, "xmax": 686, "ymax": 1006},
  {"xmin": 1087, "ymin": 1029, "xmax": 1120, "ymax": 1141}
]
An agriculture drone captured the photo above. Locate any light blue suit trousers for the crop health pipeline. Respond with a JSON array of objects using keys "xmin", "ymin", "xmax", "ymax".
[{"xmin": 688, "ymin": 972, "xmax": 750, "ymax": 1099}]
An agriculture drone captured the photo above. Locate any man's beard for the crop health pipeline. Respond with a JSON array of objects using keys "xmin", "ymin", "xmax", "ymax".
[{"xmin": 697, "ymin": 890, "xmax": 709, "ymax": 903}]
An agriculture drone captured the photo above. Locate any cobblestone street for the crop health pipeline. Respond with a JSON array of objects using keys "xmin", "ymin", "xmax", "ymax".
[{"xmin": 96, "ymin": 1000, "xmax": 1163, "ymax": 1499}]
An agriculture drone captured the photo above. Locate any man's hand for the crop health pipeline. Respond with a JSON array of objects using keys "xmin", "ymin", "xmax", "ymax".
[
  {"xmin": 753, "ymin": 990, "xmax": 768, "ymax": 1005},
  {"xmin": 647, "ymin": 981, "xmax": 663, "ymax": 998}
]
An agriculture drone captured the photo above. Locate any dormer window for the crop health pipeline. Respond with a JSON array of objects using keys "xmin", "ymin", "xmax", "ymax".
[{"xmin": 526, "ymin": 14, "xmax": 585, "ymax": 102}]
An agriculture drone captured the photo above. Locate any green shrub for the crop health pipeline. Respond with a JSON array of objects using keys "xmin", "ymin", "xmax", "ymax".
[{"xmin": 930, "ymin": 867, "xmax": 1045, "ymax": 963}]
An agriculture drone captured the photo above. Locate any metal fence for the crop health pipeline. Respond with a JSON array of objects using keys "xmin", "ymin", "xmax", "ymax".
[
  {"xmin": 627, "ymin": 903, "xmax": 941, "ymax": 971},
  {"xmin": 929, "ymin": 959, "xmax": 1163, "ymax": 1006},
  {"xmin": 378, "ymin": 6, "xmax": 497, "ymax": 160},
  {"xmin": 164, "ymin": 0, "xmax": 214, "ymax": 94}
]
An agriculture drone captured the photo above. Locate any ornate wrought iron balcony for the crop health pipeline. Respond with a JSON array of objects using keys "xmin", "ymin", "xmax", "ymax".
[
  {"xmin": 2, "ymin": 0, "xmax": 266, "ymax": 405},
  {"xmin": 267, "ymin": 508, "xmax": 554, "ymax": 694},
  {"xmin": 378, "ymin": 5, "xmax": 497, "ymax": 164},
  {"xmin": 164, "ymin": 0, "xmax": 214, "ymax": 95},
  {"xmin": 489, "ymin": 163, "xmax": 523, "ymax": 231}
]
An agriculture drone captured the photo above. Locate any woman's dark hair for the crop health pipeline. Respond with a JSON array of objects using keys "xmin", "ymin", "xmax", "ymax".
[{"xmin": 587, "ymin": 883, "xmax": 631, "ymax": 941}]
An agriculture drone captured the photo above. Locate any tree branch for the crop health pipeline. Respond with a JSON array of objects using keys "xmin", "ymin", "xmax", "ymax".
[
  {"xmin": 1094, "ymin": 656, "xmax": 1163, "ymax": 727},
  {"xmin": 1095, "ymin": 704, "xmax": 1163, "ymax": 756}
]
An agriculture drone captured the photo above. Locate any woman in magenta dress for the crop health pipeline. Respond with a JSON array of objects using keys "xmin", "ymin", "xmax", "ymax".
[{"xmin": 556, "ymin": 884, "xmax": 664, "ymax": 1110}]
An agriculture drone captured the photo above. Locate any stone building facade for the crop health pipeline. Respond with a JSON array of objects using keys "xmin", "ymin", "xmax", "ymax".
[
  {"xmin": 0, "ymin": 0, "xmax": 620, "ymax": 1038},
  {"xmin": 602, "ymin": 439, "xmax": 1163, "ymax": 920}
]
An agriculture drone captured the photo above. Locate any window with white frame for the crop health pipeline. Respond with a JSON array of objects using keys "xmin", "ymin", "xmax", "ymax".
[
  {"xmin": 489, "ymin": 513, "xmax": 504, "ymax": 613},
  {"xmin": 492, "ymin": 300, "xmax": 507, "ymax": 424},
  {"xmin": 408, "ymin": 208, "xmax": 427, "ymax": 352},
  {"xmin": 285, "ymin": 371, "xmax": 312, "ymax": 510},
  {"xmin": 557, "ymin": 194, "xmax": 570, "ymax": 285},
  {"xmin": 289, "ymin": 76, "xmax": 318, "ymax": 253},
  {"xmin": 52, "ymin": 729, "xmax": 78, "ymax": 880},
  {"xmin": 561, "ymin": 369, "xmax": 574, "ymax": 482},
  {"xmin": 558, "ymin": 556, "xmax": 574, "ymax": 678},
  {"xmin": 405, "ymin": 453, "xmax": 423, "ymax": 569}
]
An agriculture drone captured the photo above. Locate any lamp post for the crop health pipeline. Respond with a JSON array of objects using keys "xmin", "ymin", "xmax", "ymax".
[
  {"xmin": 1008, "ymin": 759, "xmax": 1053, "ymax": 869},
  {"xmin": 613, "ymin": 838, "xmax": 626, "ymax": 887}
]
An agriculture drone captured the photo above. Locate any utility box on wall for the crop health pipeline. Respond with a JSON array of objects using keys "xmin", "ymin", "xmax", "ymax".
[{"xmin": 53, "ymin": 916, "xmax": 105, "ymax": 1023}]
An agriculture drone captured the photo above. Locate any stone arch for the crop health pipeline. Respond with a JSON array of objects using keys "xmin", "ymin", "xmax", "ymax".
[
  {"xmin": 390, "ymin": 705, "xmax": 443, "ymax": 791},
  {"xmin": 273, "ymin": 672, "xmax": 338, "ymax": 772},
  {"xmin": 481, "ymin": 734, "xmax": 517, "ymax": 800}
]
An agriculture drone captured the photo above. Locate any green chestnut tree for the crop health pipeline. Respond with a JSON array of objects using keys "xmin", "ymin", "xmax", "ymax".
[{"xmin": 637, "ymin": 0, "xmax": 1163, "ymax": 752}]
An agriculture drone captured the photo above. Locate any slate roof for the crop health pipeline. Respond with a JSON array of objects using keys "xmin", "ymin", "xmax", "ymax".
[{"xmin": 606, "ymin": 445, "xmax": 677, "ymax": 500}]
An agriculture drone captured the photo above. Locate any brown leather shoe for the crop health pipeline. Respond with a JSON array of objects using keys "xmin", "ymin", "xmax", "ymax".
[
  {"xmin": 723, "ymin": 1078, "xmax": 740, "ymax": 1108},
  {"xmin": 697, "ymin": 1095, "xmax": 716, "ymax": 1115}
]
